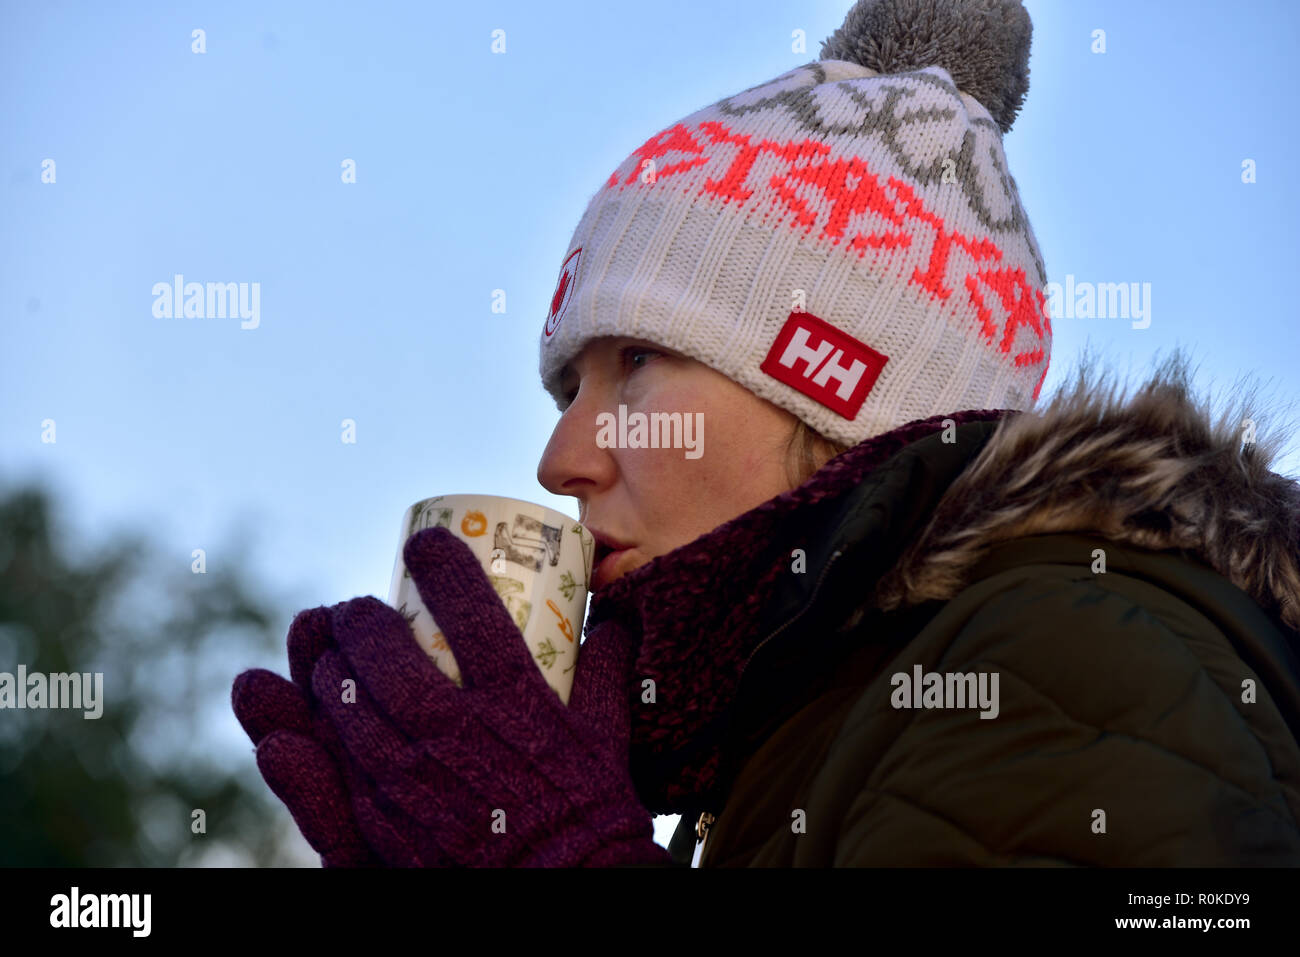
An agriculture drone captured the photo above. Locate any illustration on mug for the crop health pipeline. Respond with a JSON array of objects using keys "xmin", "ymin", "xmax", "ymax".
[
  {"xmin": 493, "ymin": 513, "xmax": 563, "ymax": 573},
  {"xmin": 487, "ymin": 573, "xmax": 533, "ymax": 633}
]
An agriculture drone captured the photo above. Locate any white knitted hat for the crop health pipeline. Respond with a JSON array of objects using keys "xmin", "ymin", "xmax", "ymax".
[{"xmin": 538, "ymin": 0, "xmax": 1050, "ymax": 448}]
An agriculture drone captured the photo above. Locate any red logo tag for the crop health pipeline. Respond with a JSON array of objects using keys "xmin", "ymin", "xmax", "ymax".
[
  {"xmin": 544, "ymin": 247, "xmax": 581, "ymax": 338},
  {"xmin": 759, "ymin": 311, "xmax": 888, "ymax": 419}
]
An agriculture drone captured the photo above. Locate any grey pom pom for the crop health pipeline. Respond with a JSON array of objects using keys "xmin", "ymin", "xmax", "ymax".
[{"xmin": 819, "ymin": 0, "xmax": 1032, "ymax": 134}]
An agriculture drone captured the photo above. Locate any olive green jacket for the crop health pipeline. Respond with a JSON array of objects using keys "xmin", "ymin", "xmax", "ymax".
[{"xmin": 661, "ymin": 376, "xmax": 1300, "ymax": 866}]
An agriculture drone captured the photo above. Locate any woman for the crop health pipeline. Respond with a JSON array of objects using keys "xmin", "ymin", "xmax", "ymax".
[{"xmin": 232, "ymin": 0, "xmax": 1300, "ymax": 866}]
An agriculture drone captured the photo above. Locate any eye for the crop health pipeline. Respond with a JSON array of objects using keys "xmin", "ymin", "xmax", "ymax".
[
  {"xmin": 621, "ymin": 345, "xmax": 661, "ymax": 372},
  {"xmin": 557, "ymin": 346, "xmax": 661, "ymax": 411}
]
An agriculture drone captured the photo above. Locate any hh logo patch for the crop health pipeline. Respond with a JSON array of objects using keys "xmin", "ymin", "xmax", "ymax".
[
  {"xmin": 760, "ymin": 312, "xmax": 888, "ymax": 419},
  {"xmin": 544, "ymin": 247, "xmax": 581, "ymax": 338}
]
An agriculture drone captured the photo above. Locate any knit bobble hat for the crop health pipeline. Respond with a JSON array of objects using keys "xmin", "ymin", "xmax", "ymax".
[{"xmin": 538, "ymin": 0, "xmax": 1049, "ymax": 449}]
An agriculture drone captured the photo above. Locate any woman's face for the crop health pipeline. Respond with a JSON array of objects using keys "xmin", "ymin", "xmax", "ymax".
[{"xmin": 537, "ymin": 336, "xmax": 801, "ymax": 591}]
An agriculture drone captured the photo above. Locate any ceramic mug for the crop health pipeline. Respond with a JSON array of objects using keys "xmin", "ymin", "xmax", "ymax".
[{"xmin": 386, "ymin": 494, "xmax": 595, "ymax": 705}]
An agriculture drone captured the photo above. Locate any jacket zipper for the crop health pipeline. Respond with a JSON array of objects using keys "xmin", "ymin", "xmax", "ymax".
[
  {"xmin": 693, "ymin": 547, "xmax": 846, "ymax": 866},
  {"xmin": 736, "ymin": 546, "xmax": 846, "ymax": 689}
]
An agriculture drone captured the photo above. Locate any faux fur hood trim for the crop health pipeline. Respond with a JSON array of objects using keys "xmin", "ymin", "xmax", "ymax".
[{"xmin": 873, "ymin": 352, "xmax": 1300, "ymax": 635}]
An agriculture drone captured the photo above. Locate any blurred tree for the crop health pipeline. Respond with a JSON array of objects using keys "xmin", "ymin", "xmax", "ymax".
[{"xmin": 0, "ymin": 483, "xmax": 317, "ymax": 866}]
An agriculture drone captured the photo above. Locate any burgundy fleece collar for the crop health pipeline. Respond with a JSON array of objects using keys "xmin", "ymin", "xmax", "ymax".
[{"xmin": 584, "ymin": 408, "xmax": 1015, "ymax": 813}]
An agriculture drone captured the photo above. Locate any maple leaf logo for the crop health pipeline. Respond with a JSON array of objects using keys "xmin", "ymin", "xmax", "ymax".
[
  {"xmin": 544, "ymin": 247, "xmax": 581, "ymax": 337},
  {"xmin": 550, "ymin": 270, "xmax": 569, "ymax": 318}
]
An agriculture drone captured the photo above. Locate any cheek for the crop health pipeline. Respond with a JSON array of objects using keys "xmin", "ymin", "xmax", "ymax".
[
  {"xmin": 640, "ymin": 388, "xmax": 760, "ymax": 487},
  {"xmin": 699, "ymin": 397, "xmax": 793, "ymax": 497},
  {"xmin": 626, "ymin": 378, "xmax": 792, "ymax": 536},
  {"xmin": 617, "ymin": 384, "xmax": 714, "ymax": 509}
]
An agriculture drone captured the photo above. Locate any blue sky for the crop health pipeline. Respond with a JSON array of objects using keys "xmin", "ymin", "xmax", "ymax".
[{"xmin": 3, "ymin": 0, "xmax": 1298, "ymax": 856}]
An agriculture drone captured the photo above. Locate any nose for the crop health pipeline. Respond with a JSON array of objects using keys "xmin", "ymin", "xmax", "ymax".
[{"xmin": 536, "ymin": 391, "xmax": 617, "ymax": 518}]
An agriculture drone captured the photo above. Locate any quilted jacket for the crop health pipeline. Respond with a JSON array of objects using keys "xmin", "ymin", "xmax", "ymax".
[{"xmin": 587, "ymin": 360, "xmax": 1300, "ymax": 867}]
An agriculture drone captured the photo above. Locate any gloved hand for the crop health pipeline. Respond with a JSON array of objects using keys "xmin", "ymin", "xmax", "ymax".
[
  {"xmin": 231, "ymin": 605, "xmax": 384, "ymax": 867},
  {"xmin": 233, "ymin": 525, "xmax": 670, "ymax": 867}
]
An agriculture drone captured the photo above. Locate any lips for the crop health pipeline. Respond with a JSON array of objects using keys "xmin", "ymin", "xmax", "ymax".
[
  {"xmin": 587, "ymin": 528, "xmax": 635, "ymax": 591},
  {"xmin": 589, "ymin": 529, "xmax": 633, "ymax": 564}
]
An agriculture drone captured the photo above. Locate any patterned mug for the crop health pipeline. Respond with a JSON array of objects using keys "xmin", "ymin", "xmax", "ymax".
[{"xmin": 386, "ymin": 494, "xmax": 595, "ymax": 705}]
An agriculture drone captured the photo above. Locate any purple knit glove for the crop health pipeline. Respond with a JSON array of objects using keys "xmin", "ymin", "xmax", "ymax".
[
  {"xmin": 231, "ymin": 607, "xmax": 384, "ymax": 867},
  {"xmin": 238, "ymin": 525, "xmax": 670, "ymax": 867}
]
